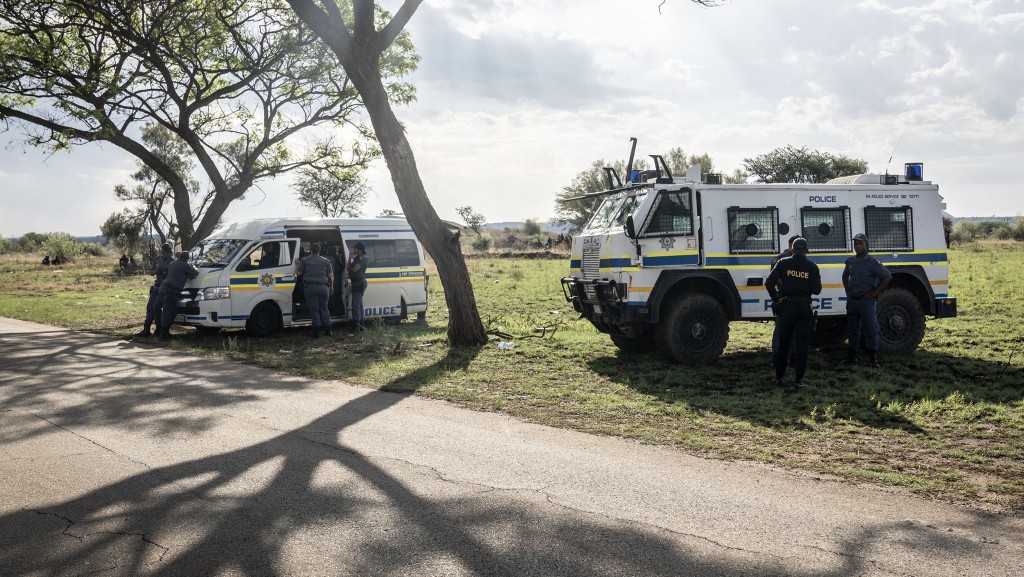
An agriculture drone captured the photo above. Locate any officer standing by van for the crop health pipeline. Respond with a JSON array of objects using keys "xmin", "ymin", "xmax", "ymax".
[
  {"xmin": 136, "ymin": 243, "xmax": 174, "ymax": 338},
  {"xmin": 347, "ymin": 242, "xmax": 368, "ymax": 330},
  {"xmin": 297, "ymin": 242, "xmax": 334, "ymax": 338},
  {"xmin": 842, "ymin": 233, "xmax": 891, "ymax": 368},
  {"xmin": 766, "ymin": 237, "xmax": 821, "ymax": 389},
  {"xmin": 771, "ymin": 235, "xmax": 802, "ymax": 366},
  {"xmin": 158, "ymin": 250, "xmax": 199, "ymax": 340}
]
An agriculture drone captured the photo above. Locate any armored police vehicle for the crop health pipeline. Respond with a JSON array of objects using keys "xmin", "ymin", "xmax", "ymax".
[
  {"xmin": 561, "ymin": 139, "xmax": 957, "ymax": 365},
  {"xmin": 176, "ymin": 217, "xmax": 428, "ymax": 336}
]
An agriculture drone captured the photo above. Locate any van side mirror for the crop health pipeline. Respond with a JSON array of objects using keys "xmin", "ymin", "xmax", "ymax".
[{"xmin": 625, "ymin": 216, "xmax": 636, "ymax": 239}]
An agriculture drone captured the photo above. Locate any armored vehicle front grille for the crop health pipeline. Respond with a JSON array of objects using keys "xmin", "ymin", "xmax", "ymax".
[{"xmin": 582, "ymin": 246, "xmax": 600, "ymax": 280}]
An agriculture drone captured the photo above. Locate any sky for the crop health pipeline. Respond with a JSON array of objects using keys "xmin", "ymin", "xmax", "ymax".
[{"xmin": 2, "ymin": 0, "xmax": 1023, "ymax": 237}]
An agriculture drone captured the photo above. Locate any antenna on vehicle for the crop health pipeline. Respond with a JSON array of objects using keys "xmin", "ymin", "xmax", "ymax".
[
  {"xmin": 884, "ymin": 129, "xmax": 906, "ymax": 176},
  {"xmin": 625, "ymin": 137, "xmax": 638, "ymax": 184}
]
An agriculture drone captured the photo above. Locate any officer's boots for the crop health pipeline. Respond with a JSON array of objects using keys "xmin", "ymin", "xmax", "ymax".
[
  {"xmin": 869, "ymin": 351, "xmax": 881, "ymax": 369},
  {"xmin": 840, "ymin": 349, "xmax": 858, "ymax": 367}
]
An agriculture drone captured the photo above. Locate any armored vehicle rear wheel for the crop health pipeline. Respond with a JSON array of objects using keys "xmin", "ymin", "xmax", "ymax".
[
  {"xmin": 876, "ymin": 288, "xmax": 925, "ymax": 355},
  {"xmin": 609, "ymin": 334, "xmax": 656, "ymax": 354},
  {"xmin": 656, "ymin": 293, "xmax": 729, "ymax": 365}
]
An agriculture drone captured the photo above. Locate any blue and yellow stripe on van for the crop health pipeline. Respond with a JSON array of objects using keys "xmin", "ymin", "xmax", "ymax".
[
  {"xmin": 365, "ymin": 268, "xmax": 426, "ymax": 285},
  {"xmin": 229, "ymin": 273, "xmax": 296, "ymax": 291}
]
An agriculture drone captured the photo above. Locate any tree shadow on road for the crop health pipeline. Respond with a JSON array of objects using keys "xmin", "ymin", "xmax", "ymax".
[{"xmin": 0, "ymin": 329, "xmax": 1017, "ymax": 576}]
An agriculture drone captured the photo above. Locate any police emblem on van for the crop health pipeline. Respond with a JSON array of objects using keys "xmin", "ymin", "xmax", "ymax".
[{"xmin": 259, "ymin": 273, "xmax": 275, "ymax": 288}]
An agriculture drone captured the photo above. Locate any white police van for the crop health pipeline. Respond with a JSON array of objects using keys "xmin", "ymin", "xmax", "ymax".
[
  {"xmin": 561, "ymin": 139, "xmax": 957, "ymax": 365},
  {"xmin": 177, "ymin": 217, "xmax": 429, "ymax": 335}
]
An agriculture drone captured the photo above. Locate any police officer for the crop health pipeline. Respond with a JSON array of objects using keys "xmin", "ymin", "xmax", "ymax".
[
  {"xmin": 347, "ymin": 242, "xmax": 368, "ymax": 330},
  {"xmin": 297, "ymin": 242, "xmax": 334, "ymax": 338},
  {"xmin": 766, "ymin": 237, "xmax": 821, "ymax": 389},
  {"xmin": 158, "ymin": 250, "xmax": 199, "ymax": 340},
  {"xmin": 841, "ymin": 233, "xmax": 892, "ymax": 368},
  {"xmin": 135, "ymin": 243, "xmax": 174, "ymax": 337},
  {"xmin": 771, "ymin": 235, "xmax": 802, "ymax": 367}
]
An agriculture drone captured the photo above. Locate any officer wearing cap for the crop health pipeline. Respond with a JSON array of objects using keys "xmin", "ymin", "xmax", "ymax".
[
  {"xmin": 297, "ymin": 242, "xmax": 334, "ymax": 338},
  {"xmin": 842, "ymin": 233, "xmax": 891, "ymax": 368},
  {"xmin": 766, "ymin": 237, "xmax": 821, "ymax": 389},
  {"xmin": 135, "ymin": 243, "xmax": 175, "ymax": 338}
]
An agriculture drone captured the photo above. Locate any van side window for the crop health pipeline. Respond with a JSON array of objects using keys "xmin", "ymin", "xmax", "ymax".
[
  {"xmin": 865, "ymin": 207, "xmax": 914, "ymax": 251},
  {"xmin": 727, "ymin": 207, "xmax": 779, "ymax": 254},
  {"xmin": 641, "ymin": 190, "xmax": 693, "ymax": 237},
  {"xmin": 346, "ymin": 239, "xmax": 420, "ymax": 267},
  {"xmin": 800, "ymin": 207, "xmax": 851, "ymax": 252}
]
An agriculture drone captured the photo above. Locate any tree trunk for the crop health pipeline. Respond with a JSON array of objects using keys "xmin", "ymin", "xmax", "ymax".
[{"xmin": 350, "ymin": 65, "xmax": 486, "ymax": 346}]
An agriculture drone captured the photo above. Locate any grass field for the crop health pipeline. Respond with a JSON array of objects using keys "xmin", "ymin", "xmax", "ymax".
[{"xmin": 2, "ymin": 244, "xmax": 1022, "ymax": 511}]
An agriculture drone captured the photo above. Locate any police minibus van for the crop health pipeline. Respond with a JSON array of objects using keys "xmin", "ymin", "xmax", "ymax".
[{"xmin": 176, "ymin": 217, "xmax": 429, "ymax": 335}]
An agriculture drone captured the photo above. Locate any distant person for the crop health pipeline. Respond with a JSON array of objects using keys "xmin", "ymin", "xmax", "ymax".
[
  {"xmin": 51, "ymin": 255, "xmax": 62, "ymax": 266},
  {"xmin": 119, "ymin": 254, "xmax": 129, "ymax": 269},
  {"xmin": 347, "ymin": 242, "xmax": 368, "ymax": 330},
  {"xmin": 546, "ymin": 237, "xmax": 553, "ymax": 250},
  {"xmin": 297, "ymin": 242, "xmax": 334, "ymax": 338},
  {"xmin": 766, "ymin": 237, "xmax": 821, "ymax": 389},
  {"xmin": 136, "ymin": 243, "xmax": 174, "ymax": 338},
  {"xmin": 157, "ymin": 250, "xmax": 199, "ymax": 340},
  {"xmin": 41, "ymin": 255, "xmax": 50, "ymax": 266},
  {"xmin": 841, "ymin": 234, "xmax": 892, "ymax": 368}
]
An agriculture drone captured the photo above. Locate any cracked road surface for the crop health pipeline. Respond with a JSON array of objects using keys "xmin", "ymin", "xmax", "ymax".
[{"xmin": 1, "ymin": 317, "xmax": 1022, "ymax": 577}]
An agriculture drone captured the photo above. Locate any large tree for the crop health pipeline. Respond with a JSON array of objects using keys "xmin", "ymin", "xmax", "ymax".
[
  {"xmin": 286, "ymin": 0, "xmax": 487, "ymax": 346},
  {"xmin": 743, "ymin": 145, "xmax": 868, "ymax": 184},
  {"xmin": 0, "ymin": 0, "xmax": 415, "ymax": 248}
]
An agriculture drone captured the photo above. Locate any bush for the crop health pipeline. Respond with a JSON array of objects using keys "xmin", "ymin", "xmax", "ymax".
[
  {"xmin": 81, "ymin": 242, "xmax": 107, "ymax": 257},
  {"xmin": 522, "ymin": 219, "xmax": 542, "ymax": 236},
  {"xmin": 470, "ymin": 233, "xmax": 493, "ymax": 252},
  {"xmin": 40, "ymin": 232, "xmax": 84, "ymax": 262}
]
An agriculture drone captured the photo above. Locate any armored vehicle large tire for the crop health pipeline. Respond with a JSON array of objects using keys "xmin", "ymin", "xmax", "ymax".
[
  {"xmin": 876, "ymin": 287, "xmax": 925, "ymax": 355},
  {"xmin": 246, "ymin": 301, "xmax": 282, "ymax": 337},
  {"xmin": 656, "ymin": 293, "xmax": 729, "ymax": 365},
  {"xmin": 609, "ymin": 333, "xmax": 656, "ymax": 354}
]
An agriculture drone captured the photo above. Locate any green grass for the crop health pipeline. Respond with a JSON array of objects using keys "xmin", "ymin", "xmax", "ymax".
[{"xmin": 2, "ymin": 244, "xmax": 1023, "ymax": 510}]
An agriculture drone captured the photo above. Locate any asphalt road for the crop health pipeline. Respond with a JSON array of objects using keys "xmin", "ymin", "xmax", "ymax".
[{"xmin": 1, "ymin": 317, "xmax": 1021, "ymax": 577}]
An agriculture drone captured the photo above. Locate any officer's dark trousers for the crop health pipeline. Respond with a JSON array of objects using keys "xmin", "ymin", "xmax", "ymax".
[
  {"xmin": 774, "ymin": 299, "xmax": 812, "ymax": 381},
  {"xmin": 158, "ymin": 285, "xmax": 182, "ymax": 335},
  {"xmin": 143, "ymin": 286, "xmax": 162, "ymax": 331},
  {"xmin": 304, "ymin": 284, "xmax": 331, "ymax": 329},
  {"xmin": 845, "ymin": 298, "xmax": 879, "ymax": 355}
]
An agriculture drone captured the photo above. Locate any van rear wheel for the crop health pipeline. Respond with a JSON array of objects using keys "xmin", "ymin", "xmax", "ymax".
[
  {"xmin": 656, "ymin": 293, "xmax": 729, "ymax": 365},
  {"xmin": 246, "ymin": 302, "xmax": 281, "ymax": 337}
]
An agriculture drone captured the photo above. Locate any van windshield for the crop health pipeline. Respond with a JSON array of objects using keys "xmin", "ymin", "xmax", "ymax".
[{"xmin": 189, "ymin": 239, "xmax": 248, "ymax": 268}]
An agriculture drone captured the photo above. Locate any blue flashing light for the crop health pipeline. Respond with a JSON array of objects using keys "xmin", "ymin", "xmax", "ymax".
[
  {"xmin": 905, "ymin": 162, "xmax": 923, "ymax": 181},
  {"xmin": 629, "ymin": 170, "xmax": 641, "ymax": 183}
]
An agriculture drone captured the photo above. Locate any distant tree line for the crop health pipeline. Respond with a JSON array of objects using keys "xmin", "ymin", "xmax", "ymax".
[
  {"xmin": 949, "ymin": 218, "xmax": 1024, "ymax": 243},
  {"xmin": 0, "ymin": 232, "xmax": 105, "ymax": 261}
]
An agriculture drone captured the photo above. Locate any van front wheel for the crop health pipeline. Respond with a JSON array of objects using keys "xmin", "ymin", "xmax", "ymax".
[
  {"xmin": 246, "ymin": 302, "xmax": 282, "ymax": 337},
  {"xmin": 656, "ymin": 293, "xmax": 729, "ymax": 365}
]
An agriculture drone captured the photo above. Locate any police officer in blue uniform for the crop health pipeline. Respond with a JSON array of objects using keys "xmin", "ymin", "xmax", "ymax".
[
  {"xmin": 766, "ymin": 237, "xmax": 821, "ymax": 389},
  {"xmin": 771, "ymin": 235, "xmax": 802, "ymax": 367},
  {"xmin": 136, "ymin": 243, "xmax": 174, "ymax": 337},
  {"xmin": 297, "ymin": 242, "xmax": 334, "ymax": 338},
  {"xmin": 842, "ymin": 233, "xmax": 892, "ymax": 368},
  {"xmin": 158, "ymin": 250, "xmax": 199, "ymax": 340}
]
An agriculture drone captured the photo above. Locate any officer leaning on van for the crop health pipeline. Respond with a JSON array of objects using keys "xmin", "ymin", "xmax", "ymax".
[
  {"xmin": 766, "ymin": 237, "xmax": 821, "ymax": 390},
  {"xmin": 158, "ymin": 250, "xmax": 199, "ymax": 340},
  {"xmin": 841, "ymin": 233, "xmax": 892, "ymax": 368},
  {"xmin": 136, "ymin": 243, "xmax": 175, "ymax": 337},
  {"xmin": 297, "ymin": 242, "xmax": 334, "ymax": 338}
]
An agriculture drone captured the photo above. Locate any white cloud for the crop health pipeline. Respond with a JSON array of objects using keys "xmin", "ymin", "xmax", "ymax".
[{"xmin": 2, "ymin": 0, "xmax": 1024, "ymax": 238}]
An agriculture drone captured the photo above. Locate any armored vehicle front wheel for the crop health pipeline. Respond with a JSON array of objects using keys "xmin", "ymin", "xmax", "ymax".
[{"xmin": 656, "ymin": 293, "xmax": 729, "ymax": 365}]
